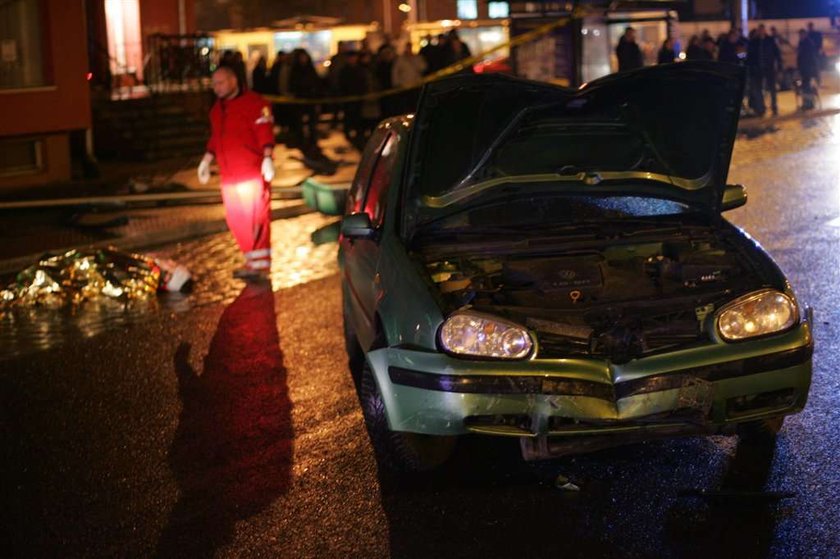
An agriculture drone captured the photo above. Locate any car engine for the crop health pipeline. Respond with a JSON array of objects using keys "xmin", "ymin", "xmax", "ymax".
[{"xmin": 423, "ymin": 232, "xmax": 765, "ymax": 363}]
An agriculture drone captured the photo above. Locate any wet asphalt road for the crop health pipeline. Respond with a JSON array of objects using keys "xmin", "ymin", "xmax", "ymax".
[{"xmin": 1, "ymin": 115, "xmax": 839, "ymax": 558}]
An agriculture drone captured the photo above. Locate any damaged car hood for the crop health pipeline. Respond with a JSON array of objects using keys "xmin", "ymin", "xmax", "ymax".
[{"xmin": 404, "ymin": 62, "xmax": 745, "ymax": 235}]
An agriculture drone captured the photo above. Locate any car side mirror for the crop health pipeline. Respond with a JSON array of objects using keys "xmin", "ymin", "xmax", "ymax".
[
  {"xmin": 721, "ymin": 184, "xmax": 747, "ymax": 211},
  {"xmin": 341, "ymin": 213, "xmax": 377, "ymax": 240}
]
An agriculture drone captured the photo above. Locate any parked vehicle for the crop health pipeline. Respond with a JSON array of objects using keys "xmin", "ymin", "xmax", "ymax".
[{"xmin": 339, "ymin": 63, "xmax": 813, "ymax": 473}]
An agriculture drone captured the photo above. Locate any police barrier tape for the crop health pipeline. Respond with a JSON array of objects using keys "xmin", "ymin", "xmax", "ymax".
[{"xmin": 262, "ymin": 18, "xmax": 570, "ymax": 105}]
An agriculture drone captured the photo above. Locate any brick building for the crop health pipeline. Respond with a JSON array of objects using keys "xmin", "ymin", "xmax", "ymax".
[
  {"xmin": 0, "ymin": 0, "xmax": 197, "ymax": 192},
  {"xmin": 0, "ymin": 0, "xmax": 91, "ymax": 191}
]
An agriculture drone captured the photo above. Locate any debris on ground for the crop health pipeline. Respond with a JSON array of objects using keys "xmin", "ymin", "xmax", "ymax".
[{"xmin": 554, "ymin": 474, "xmax": 581, "ymax": 492}]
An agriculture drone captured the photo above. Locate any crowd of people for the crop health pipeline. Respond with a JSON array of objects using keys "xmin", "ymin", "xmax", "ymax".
[
  {"xmin": 617, "ymin": 22, "xmax": 827, "ymax": 116},
  {"xmin": 214, "ymin": 29, "xmax": 474, "ymax": 167},
  {"xmin": 211, "ymin": 21, "xmax": 829, "ymax": 170}
]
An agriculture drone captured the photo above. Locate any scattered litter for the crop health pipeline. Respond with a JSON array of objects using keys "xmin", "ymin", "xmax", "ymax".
[
  {"xmin": 154, "ymin": 257, "xmax": 192, "ymax": 292},
  {"xmin": 554, "ymin": 474, "xmax": 581, "ymax": 492},
  {"xmin": 1, "ymin": 247, "xmax": 191, "ymax": 308}
]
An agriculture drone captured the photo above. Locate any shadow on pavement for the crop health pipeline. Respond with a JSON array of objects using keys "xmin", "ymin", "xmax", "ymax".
[
  {"xmin": 376, "ymin": 433, "xmax": 783, "ymax": 558},
  {"xmin": 738, "ymin": 124, "xmax": 781, "ymax": 139},
  {"xmin": 666, "ymin": 437, "xmax": 782, "ymax": 558},
  {"xmin": 156, "ymin": 283, "xmax": 293, "ymax": 558}
]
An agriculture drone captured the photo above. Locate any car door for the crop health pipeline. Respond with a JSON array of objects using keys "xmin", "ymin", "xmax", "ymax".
[{"xmin": 342, "ymin": 129, "xmax": 399, "ymax": 347}]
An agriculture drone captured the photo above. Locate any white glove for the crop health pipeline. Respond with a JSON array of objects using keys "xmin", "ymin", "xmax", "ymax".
[
  {"xmin": 197, "ymin": 157, "xmax": 212, "ymax": 185},
  {"xmin": 261, "ymin": 156, "xmax": 275, "ymax": 183}
]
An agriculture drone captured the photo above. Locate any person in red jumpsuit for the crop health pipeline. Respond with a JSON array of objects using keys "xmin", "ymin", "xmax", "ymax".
[{"xmin": 198, "ymin": 65, "xmax": 276, "ymax": 280}]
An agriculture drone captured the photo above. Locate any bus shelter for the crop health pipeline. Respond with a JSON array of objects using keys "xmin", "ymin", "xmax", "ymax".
[{"xmin": 509, "ymin": 1, "xmax": 683, "ymax": 86}]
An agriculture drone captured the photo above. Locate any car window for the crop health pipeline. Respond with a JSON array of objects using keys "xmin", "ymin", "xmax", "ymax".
[
  {"xmin": 362, "ymin": 133, "xmax": 400, "ymax": 228},
  {"xmin": 346, "ymin": 129, "xmax": 389, "ymax": 214}
]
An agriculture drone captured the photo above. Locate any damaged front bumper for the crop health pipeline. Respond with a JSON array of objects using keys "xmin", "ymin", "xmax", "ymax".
[{"xmin": 365, "ymin": 313, "xmax": 813, "ymax": 444}]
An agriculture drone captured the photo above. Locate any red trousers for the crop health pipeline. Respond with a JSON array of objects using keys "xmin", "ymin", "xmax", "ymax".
[{"xmin": 220, "ymin": 177, "xmax": 271, "ymax": 271}]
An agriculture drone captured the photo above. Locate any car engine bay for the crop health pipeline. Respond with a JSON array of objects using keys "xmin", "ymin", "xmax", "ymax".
[{"xmin": 423, "ymin": 230, "xmax": 768, "ymax": 363}]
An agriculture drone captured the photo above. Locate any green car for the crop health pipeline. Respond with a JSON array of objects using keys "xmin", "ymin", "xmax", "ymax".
[{"xmin": 339, "ymin": 62, "xmax": 813, "ymax": 473}]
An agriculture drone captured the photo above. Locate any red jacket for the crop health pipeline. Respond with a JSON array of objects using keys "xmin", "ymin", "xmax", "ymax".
[{"xmin": 206, "ymin": 90, "xmax": 274, "ymax": 183}]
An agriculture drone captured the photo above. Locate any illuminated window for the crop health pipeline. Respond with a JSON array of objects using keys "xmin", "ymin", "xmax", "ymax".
[
  {"xmin": 457, "ymin": 0, "xmax": 478, "ymax": 20},
  {"xmin": 0, "ymin": 0, "xmax": 47, "ymax": 89},
  {"xmin": 104, "ymin": 0, "xmax": 143, "ymax": 80},
  {"xmin": 488, "ymin": 2, "xmax": 509, "ymax": 18}
]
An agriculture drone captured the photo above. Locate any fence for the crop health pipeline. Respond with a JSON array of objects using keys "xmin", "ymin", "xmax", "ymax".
[{"xmin": 144, "ymin": 33, "xmax": 216, "ymax": 92}]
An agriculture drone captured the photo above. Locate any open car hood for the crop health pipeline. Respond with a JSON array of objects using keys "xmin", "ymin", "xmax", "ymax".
[{"xmin": 404, "ymin": 62, "xmax": 745, "ymax": 233}]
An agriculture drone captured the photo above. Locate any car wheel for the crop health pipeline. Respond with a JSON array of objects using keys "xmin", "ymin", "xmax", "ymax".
[
  {"xmin": 737, "ymin": 416, "xmax": 784, "ymax": 445},
  {"xmin": 360, "ymin": 359, "xmax": 457, "ymax": 473}
]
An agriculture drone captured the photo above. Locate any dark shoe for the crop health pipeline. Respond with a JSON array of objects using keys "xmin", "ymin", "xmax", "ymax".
[{"xmin": 233, "ymin": 267, "xmax": 269, "ymax": 281}]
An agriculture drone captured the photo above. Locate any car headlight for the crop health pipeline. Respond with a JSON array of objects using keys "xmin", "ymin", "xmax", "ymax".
[
  {"xmin": 439, "ymin": 311, "xmax": 534, "ymax": 359},
  {"xmin": 716, "ymin": 289, "xmax": 798, "ymax": 342}
]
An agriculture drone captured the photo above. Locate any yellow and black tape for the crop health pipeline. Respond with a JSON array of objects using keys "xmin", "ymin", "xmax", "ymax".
[{"xmin": 263, "ymin": 18, "xmax": 570, "ymax": 105}]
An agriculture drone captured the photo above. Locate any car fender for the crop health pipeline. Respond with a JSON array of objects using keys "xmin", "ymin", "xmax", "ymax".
[{"xmin": 375, "ymin": 235, "xmax": 443, "ymax": 350}]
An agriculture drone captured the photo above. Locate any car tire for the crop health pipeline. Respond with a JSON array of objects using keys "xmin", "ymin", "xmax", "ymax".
[
  {"xmin": 737, "ymin": 416, "xmax": 784, "ymax": 445},
  {"xmin": 360, "ymin": 359, "xmax": 457, "ymax": 473}
]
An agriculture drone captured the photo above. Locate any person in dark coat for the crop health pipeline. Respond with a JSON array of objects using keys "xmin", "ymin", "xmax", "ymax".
[
  {"xmin": 268, "ymin": 51, "xmax": 291, "ymax": 132},
  {"xmin": 797, "ymin": 28, "xmax": 820, "ymax": 109},
  {"xmin": 441, "ymin": 30, "xmax": 472, "ymax": 71},
  {"xmin": 339, "ymin": 50, "xmax": 372, "ymax": 151},
  {"xmin": 287, "ymin": 49, "xmax": 326, "ymax": 163},
  {"xmin": 616, "ymin": 27, "xmax": 643, "ymax": 72},
  {"xmin": 418, "ymin": 34, "xmax": 442, "ymax": 75},
  {"xmin": 231, "ymin": 51, "xmax": 247, "ymax": 91},
  {"xmin": 747, "ymin": 24, "xmax": 782, "ymax": 116},
  {"xmin": 251, "ymin": 56, "xmax": 271, "ymax": 94},
  {"xmin": 702, "ymin": 36, "xmax": 717, "ymax": 60},
  {"xmin": 657, "ymin": 38, "xmax": 676, "ymax": 64},
  {"xmin": 375, "ymin": 43, "xmax": 399, "ymax": 118},
  {"xmin": 685, "ymin": 35, "xmax": 706, "ymax": 61},
  {"xmin": 806, "ymin": 22, "xmax": 824, "ymax": 86},
  {"xmin": 797, "ymin": 29, "xmax": 820, "ymax": 85},
  {"xmin": 718, "ymin": 29, "xmax": 741, "ymax": 64}
]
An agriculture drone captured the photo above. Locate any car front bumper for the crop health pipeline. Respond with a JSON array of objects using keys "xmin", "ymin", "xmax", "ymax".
[{"xmin": 365, "ymin": 313, "xmax": 813, "ymax": 439}]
